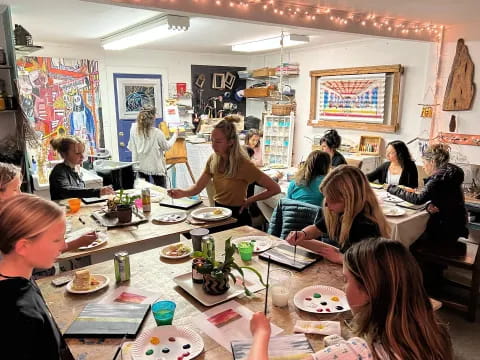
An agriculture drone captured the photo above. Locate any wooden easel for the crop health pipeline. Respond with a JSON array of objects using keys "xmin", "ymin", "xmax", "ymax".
[{"xmin": 165, "ymin": 138, "xmax": 196, "ymax": 183}]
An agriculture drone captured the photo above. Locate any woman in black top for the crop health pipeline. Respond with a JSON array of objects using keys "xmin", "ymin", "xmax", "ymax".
[
  {"xmin": 0, "ymin": 194, "xmax": 74, "ymax": 360},
  {"xmin": 388, "ymin": 144, "xmax": 468, "ymax": 255},
  {"xmin": 319, "ymin": 129, "xmax": 347, "ymax": 167},
  {"xmin": 49, "ymin": 136, "xmax": 115, "ymax": 200},
  {"xmin": 286, "ymin": 165, "xmax": 390, "ymax": 263},
  {"xmin": 367, "ymin": 140, "xmax": 418, "ymax": 188}
]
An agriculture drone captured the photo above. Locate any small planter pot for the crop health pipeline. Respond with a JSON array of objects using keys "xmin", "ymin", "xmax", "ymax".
[
  {"xmin": 202, "ymin": 272, "xmax": 230, "ymax": 295},
  {"xmin": 116, "ymin": 205, "xmax": 133, "ymax": 223}
]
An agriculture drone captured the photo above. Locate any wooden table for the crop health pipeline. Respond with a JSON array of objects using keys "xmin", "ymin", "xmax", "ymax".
[
  {"xmin": 38, "ymin": 226, "xmax": 348, "ymax": 359},
  {"xmin": 59, "ymin": 199, "xmax": 236, "ymax": 268}
]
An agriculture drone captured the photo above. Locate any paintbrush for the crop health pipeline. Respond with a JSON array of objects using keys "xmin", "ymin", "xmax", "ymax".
[
  {"xmin": 78, "ymin": 217, "xmax": 86, "ymax": 225},
  {"xmin": 293, "ymin": 231, "xmax": 297, "ymax": 264},
  {"xmin": 112, "ymin": 334, "xmax": 127, "ymax": 360},
  {"xmin": 264, "ymin": 256, "xmax": 271, "ymax": 315}
]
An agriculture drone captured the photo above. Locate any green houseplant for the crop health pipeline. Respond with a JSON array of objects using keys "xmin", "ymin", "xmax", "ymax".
[
  {"xmin": 193, "ymin": 237, "xmax": 266, "ymax": 296},
  {"xmin": 107, "ymin": 189, "xmax": 140, "ymax": 223}
]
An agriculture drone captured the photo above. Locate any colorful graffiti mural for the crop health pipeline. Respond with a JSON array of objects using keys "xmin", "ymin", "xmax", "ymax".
[{"xmin": 16, "ymin": 57, "xmax": 101, "ymax": 162}]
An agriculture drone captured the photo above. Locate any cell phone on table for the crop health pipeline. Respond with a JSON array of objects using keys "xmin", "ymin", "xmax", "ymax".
[{"xmin": 51, "ymin": 276, "xmax": 72, "ymax": 287}]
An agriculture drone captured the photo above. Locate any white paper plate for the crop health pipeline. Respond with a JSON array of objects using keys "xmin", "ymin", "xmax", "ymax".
[
  {"xmin": 131, "ymin": 326, "xmax": 204, "ymax": 360},
  {"xmin": 232, "ymin": 236, "xmax": 273, "ymax": 253},
  {"xmin": 293, "ymin": 285, "xmax": 350, "ymax": 313},
  {"xmin": 190, "ymin": 207, "xmax": 232, "ymax": 222},
  {"xmin": 153, "ymin": 211, "xmax": 187, "ymax": 224},
  {"xmin": 78, "ymin": 232, "xmax": 108, "ymax": 250},
  {"xmin": 160, "ymin": 243, "xmax": 193, "ymax": 259},
  {"xmin": 383, "ymin": 194, "xmax": 404, "ymax": 204},
  {"xmin": 382, "ymin": 205, "xmax": 406, "ymax": 217},
  {"xmin": 66, "ymin": 274, "xmax": 110, "ymax": 294}
]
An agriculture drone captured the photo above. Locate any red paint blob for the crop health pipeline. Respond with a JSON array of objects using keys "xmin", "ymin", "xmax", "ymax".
[
  {"xmin": 326, "ymin": 308, "xmax": 331, "ymax": 312},
  {"xmin": 168, "ymin": 337, "xmax": 176, "ymax": 342},
  {"xmin": 183, "ymin": 352, "xmax": 190, "ymax": 356},
  {"xmin": 316, "ymin": 308, "xmax": 323, "ymax": 312},
  {"xmin": 305, "ymin": 297, "xmax": 312, "ymax": 301}
]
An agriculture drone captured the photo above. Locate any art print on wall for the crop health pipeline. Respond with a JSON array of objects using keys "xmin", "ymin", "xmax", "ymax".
[
  {"xmin": 116, "ymin": 76, "xmax": 162, "ymax": 119},
  {"xmin": 316, "ymin": 73, "xmax": 386, "ymax": 123},
  {"xmin": 16, "ymin": 56, "xmax": 102, "ymax": 165}
]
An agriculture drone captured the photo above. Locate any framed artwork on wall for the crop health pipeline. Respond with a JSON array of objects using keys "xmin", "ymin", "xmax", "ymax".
[
  {"xmin": 116, "ymin": 75, "xmax": 163, "ymax": 119},
  {"xmin": 309, "ymin": 65, "xmax": 403, "ymax": 133}
]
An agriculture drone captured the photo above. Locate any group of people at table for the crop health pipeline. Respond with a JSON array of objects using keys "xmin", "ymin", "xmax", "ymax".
[{"xmin": 0, "ymin": 110, "xmax": 469, "ymax": 359}]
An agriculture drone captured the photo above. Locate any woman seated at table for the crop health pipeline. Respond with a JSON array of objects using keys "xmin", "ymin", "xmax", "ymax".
[
  {"xmin": 387, "ymin": 143, "xmax": 468, "ymax": 256},
  {"xmin": 49, "ymin": 136, "xmax": 115, "ymax": 201},
  {"xmin": 0, "ymin": 194, "xmax": 75, "ymax": 360},
  {"xmin": 286, "ymin": 150, "xmax": 330, "ymax": 206},
  {"xmin": 247, "ymin": 238, "xmax": 453, "ymax": 360},
  {"xmin": 244, "ymin": 128, "xmax": 263, "ymax": 167},
  {"xmin": 0, "ymin": 162, "xmax": 97, "ymax": 254},
  {"xmin": 367, "ymin": 140, "xmax": 418, "ymax": 188},
  {"xmin": 168, "ymin": 115, "xmax": 280, "ymax": 226},
  {"xmin": 319, "ymin": 129, "xmax": 346, "ymax": 167},
  {"xmin": 286, "ymin": 165, "xmax": 390, "ymax": 263}
]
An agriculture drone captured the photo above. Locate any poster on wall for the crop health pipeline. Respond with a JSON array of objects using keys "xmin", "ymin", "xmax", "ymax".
[
  {"xmin": 16, "ymin": 56, "xmax": 102, "ymax": 163},
  {"xmin": 316, "ymin": 73, "xmax": 386, "ymax": 123},
  {"xmin": 116, "ymin": 76, "xmax": 162, "ymax": 119}
]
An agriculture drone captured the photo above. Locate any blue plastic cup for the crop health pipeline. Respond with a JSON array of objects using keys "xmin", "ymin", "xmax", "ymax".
[{"xmin": 152, "ymin": 300, "xmax": 176, "ymax": 326}]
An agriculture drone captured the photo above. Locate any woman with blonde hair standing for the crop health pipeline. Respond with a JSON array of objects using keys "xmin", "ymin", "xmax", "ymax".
[
  {"xmin": 0, "ymin": 194, "xmax": 75, "ymax": 359},
  {"xmin": 248, "ymin": 238, "xmax": 453, "ymax": 360},
  {"xmin": 127, "ymin": 107, "xmax": 177, "ymax": 187},
  {"xmin": 286, "ymin": 165, "xmax": 390, "ymax": 263},
  {"xmin": 168, "ymin": 115, "xmax": 280, "ymax": 226},
  {"xmin": 49, "ymin": 135, "xmax": 114, "ymax": 200}
]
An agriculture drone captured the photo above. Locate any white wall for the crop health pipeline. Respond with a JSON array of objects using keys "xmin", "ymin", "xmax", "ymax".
[
  {"xmin": 247, "ymin": 38, "xmax": 438, "ymax": 165},
  {"xmin": 32, "ymin": 42, "xmax": 250, "ymax": 160},
  {"xmin": 436, "ymin": 23, "xmax": 480, "ymax": 165}
]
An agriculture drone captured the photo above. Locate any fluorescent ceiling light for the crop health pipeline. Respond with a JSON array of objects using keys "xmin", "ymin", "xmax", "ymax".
[
  {"xmin": 102, "ymin": 15, "xmax": 189, "ymax": 50},
  {"xmin": 232, "ymin": 34, "xmax": 309, "ymax": 52}
]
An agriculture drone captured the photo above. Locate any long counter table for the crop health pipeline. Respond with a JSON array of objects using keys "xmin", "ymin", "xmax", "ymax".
[{"xmin": 38, "ymin": 226, "xmax": 349, "ymax": 360}]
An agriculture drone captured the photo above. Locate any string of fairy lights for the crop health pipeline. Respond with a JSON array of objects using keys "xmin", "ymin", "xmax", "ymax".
[{"xmin": 194, "ymin": 0, "xmax": 443, "ymax": 39}]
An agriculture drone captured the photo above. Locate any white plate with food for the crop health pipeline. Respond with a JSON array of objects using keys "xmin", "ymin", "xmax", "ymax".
[
  {"xmin": 66, "ymin": 273, "xmax": 110, "ymax": 294},
  {"xmin": 382, "ymin": 205, "xmax": 406, "ymax": 217},
  {"xmin": 161, "ymin": 243, "xmax": 193, "ymax": 259},
  {"xmin": 293, "ymin": 285, "xmax": 350, "ymax": 314},
  {"xmin": 190, "ymin": 207, "xmax": 232, "ymax": 222},
  {"xmin": 131, "ymin": 325, "xmax": 204, "ymax": 360},
  {"xmin": 232, "ymin": 236, "xmax": 273, "ymax": 253},
  {"xmin": 78, "ymin": 232, "xmax": 108, "ymax": 250},
  {"xmin": 153, "ymin": 211, "xmax": 187, "ymax": 224}
]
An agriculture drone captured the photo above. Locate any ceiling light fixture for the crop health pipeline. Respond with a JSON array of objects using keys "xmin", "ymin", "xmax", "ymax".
[
  {"xmin": 232, "ymin": 33, "xmax": 309, "ymax": 52},
  {"xmin": 101, "ymin": 15, "xmax": 190, "ymax": 50}
]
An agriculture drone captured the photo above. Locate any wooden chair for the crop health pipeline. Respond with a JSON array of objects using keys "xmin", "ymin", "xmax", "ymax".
[
  {"xmin": 415, "ymin": 226, "xmax": 480, "ymax": 321},
  {"xmin": 345, "ymin": 158, "xmax": 363, "ymax": 169}
]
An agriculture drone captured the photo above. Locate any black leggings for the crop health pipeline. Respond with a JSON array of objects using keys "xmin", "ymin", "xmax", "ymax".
[{"xmin": 139, "ymin": 172, "xmax": 166, "ymax": 188}]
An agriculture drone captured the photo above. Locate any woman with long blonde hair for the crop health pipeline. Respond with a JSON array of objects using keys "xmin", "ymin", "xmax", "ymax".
[
  {"xmin": 287, "ymin": 165, "xmax": 390, "ymax": 263},
  {"xmin": 248, "ymin": 238, "xmax": 453, "ymax": 360},
  {"xmin": 127, "ymin": 107, "xmax": 177, "ymax": 187},
  {"xmin": 168, "ymin": 115, "xmax": 280, "ymax": 226},
  {"xmin": 0, "ymin": 194, "xmax": 75, "ymax": 359}
]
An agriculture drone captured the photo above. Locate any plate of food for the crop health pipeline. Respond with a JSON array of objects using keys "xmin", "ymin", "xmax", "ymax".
[
  {"xmin": 232, "ymin": 236, "xmax": 273, "ymax": 253},
  {"xmin": 190, "ymin": 207, "xmax": 232, "ymax": 222},
  {"xmin": 78, "ymin": 232, "xmax": 108, "ymax": 250},
  {"xmin": 160, "ymin": 243, "xmax": 193, "ymax": 259},
  {"xmin": 153, "ymin": 211, "xmax": 187, "ymax": 224},
  {"xmin": 293, "ymin": 285, "xmax": 350, "ymax": 314},
  {"xmin": 131, "ymin": 325, "xmax": 204, "ymax": 360},
  {"xmin": 382, "ymin": 205, "xmax": 406, "ymax": 217},
  {"xmin": 66, "ymin": 270, "xmax": 110, "ymax": 294}
]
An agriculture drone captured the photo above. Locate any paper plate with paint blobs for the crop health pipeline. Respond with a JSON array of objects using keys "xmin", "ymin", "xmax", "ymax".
[
  {"xmin": 131, "ymin": 326, "xmax": 204, "ymax": 360},
  {"xmin": 293, "ymin": 285, "xmax": 350, "ymax": 314}
]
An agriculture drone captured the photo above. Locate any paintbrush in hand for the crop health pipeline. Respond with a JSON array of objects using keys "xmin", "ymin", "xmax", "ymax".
[
  {"xmin": 264, "ymin": 256, "xmax": 271, "ymax": 315},
  {"xmin": 293, "ymin": 231, "xmax": 297, "ymax": 264}
]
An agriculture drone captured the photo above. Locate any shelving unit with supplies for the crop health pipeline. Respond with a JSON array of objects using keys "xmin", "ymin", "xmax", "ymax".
[{"xmin": 262, "ymin": 113, "xmax": 295, "ymax": 167}]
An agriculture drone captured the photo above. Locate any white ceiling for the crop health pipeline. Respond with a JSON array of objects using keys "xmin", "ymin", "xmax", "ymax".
[
  {"xmin": 6, "ymin": 0, "xmax": 365, "ymax": 53},
  {"xmin": 271, "ymin": 0, "xmax": 480, "ymax": 26}
]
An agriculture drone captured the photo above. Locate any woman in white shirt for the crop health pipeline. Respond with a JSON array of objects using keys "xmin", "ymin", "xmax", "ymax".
[
  {"xmin": 127, "ymin": 107, "xmax": 177, "ymax": 187},
  {"xmin": 248, "ymin": 238, "xmax": 453, "ymax": 360}
]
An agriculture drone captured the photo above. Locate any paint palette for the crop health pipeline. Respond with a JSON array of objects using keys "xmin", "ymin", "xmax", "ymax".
[
  {"xmin": 160, "ymin": 243, "xmax": 193, "ymax": 259},
  {"xmin": 293, "ymin": 285, "xmax": 350, "ymax": 314},
  {"xmin": 232, "ymin": 236, "xmax": 273, "ymax": 253},
  {"xmin": 153, "ymin": 211, "xmax": 187, "ymax": 224},
  {"xmin": 131, "ymin": 326, "xmax": 204, "ymax": 360},
  {"xmin": 382, "ymin": 205, "xmax": 406, "ymax": 217},
  {"xmin": 78, "ymin": 232, "xmax": 108, "ymax": 250},
  {"xmin": 190, "ymin": 207, "xmax": 232, "ymax": 222}
]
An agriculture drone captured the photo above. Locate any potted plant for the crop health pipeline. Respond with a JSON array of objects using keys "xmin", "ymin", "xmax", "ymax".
[
  {"xmin": 193, "ymin": 237, "xmax": 266, "ymax": 296},
  {"xmin": 106, "ymin": 189, "xmax": 139, "ymax": 223}
]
